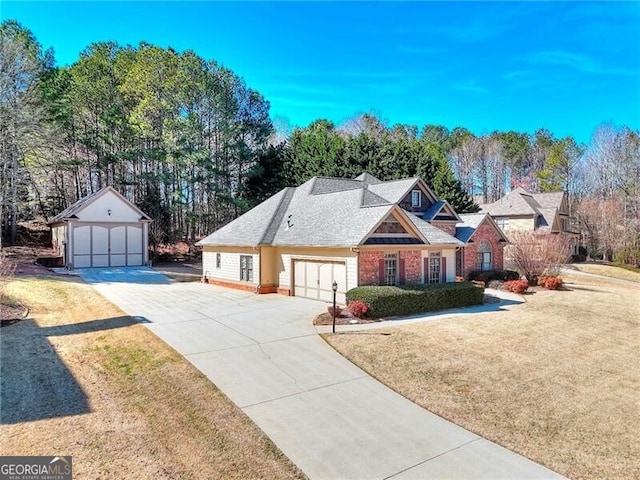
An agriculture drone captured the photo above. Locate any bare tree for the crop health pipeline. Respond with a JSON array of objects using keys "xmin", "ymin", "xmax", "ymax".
[
  {"xmin": 576, "ymin": 196, "xmax": 626, "ymax": 261},
  {"xmin": 507, "ymin": 231, "xmax": 574, "ymax": 283}
]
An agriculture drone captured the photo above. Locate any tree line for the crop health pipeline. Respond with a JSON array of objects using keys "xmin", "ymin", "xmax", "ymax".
[{"xmin": 1, "ymin": 20, "xmax": 639, "ymax": 263}]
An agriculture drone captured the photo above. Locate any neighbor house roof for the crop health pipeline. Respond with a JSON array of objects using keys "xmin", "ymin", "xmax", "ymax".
[
  {"xmin": 480, "ymin": 187, "xmax": 567, "ymax": 232},
  {"xmin": 48, "ymin": 186, "xmax": 151, "ymax": 224},
  {"xmin": 196, "ymin": 174, "xmax": 462, "ymax": 248}
]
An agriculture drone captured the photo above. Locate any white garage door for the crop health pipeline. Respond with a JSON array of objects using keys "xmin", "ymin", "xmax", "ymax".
[
  {"xmin": 72, "ymin": 224, "xmax": 144, "ymax": 268},
  {"xmin": 293, "ymin": 260, "xmax": 347, "ymax": 303}
]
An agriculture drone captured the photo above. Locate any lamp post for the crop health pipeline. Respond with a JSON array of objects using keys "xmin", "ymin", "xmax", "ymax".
[{"xmin": 332, "ymin": 280, "xmax": 338, "ymax": 333}]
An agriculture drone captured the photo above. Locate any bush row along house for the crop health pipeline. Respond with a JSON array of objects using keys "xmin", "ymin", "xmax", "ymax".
[{"xmin": 196, "ymin": 173, "xmax": 507, "ymax": 303}]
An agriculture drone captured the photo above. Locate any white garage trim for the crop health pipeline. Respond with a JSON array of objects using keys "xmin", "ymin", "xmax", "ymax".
[{"xmin": 293, "ymin": 259, "xmax": 347, "ymax": 303}]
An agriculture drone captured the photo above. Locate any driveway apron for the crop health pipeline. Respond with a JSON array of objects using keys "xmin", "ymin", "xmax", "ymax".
[{"xmin": 80, "ymin": 268, "xmax": 564, "ymax": 480}]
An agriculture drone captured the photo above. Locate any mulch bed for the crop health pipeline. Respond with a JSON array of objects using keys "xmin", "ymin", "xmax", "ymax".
[
  {"xmin": 313, "ymin": 312, "xmax": 379, "ymax": 326},
  {"xmin": 0, "ymin": 302, "xmax": 28, "ymax": 327}
]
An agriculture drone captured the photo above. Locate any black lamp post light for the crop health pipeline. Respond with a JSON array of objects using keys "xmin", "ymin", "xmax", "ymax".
[{"xmin": 332, "ymin": 280, "xmax": 338, "ymax": 333}]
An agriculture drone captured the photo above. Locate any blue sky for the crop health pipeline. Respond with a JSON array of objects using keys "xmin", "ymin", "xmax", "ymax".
[{"xmin": 2, "ymin": 1, "xmax": 639, "ymax": 144}]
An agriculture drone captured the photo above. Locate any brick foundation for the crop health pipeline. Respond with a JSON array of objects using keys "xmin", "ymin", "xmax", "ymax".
[{"xmin": 206, "ymin": 278, "xmax": 258, "ymax": 293}]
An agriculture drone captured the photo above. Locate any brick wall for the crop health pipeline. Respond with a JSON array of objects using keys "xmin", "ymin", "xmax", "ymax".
[
  {"xmin": 359, "ymin": 250, "xmax": 383, "ymax": 285},
  {"xmin": 359, "ymin": 250, "xmax": 423, "ymax": 285},
  {"xmin": 431, "ymin": 223, "xmax": 456, "ymax": 236},
  {"xmin": 461, "ymin": 223, "xmax": 505, "ymax": 278},
  {"xmin": 399, "ymin": 250, "xmax": 421, "ymax": 284}
]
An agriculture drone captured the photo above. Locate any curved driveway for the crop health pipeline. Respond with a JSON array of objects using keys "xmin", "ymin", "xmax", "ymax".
[{"xmin": 82, "ymin": 267, "xmax": 563, "ymax": 480}]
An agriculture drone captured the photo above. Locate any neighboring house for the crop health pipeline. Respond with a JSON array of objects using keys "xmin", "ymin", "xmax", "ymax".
[
  {"xmin": 48, "ymin": 186, "xmax": 151, "ymax": 269},
  {"xmin": 196, "ymin": 173, "xmax": 506, "ymax": 302},
  {"xmin": 480, "ymin": 187, "xmax": 579, "ymax": 255},
  {"xmin": 481, "ymin": 187, "xmax": 574, "ymax": 235}
]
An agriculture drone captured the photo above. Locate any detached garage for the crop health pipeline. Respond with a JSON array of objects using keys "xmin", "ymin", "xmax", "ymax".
[{"xmin": 49, "ymin": 186, "xmax": 151, "ymax": 269}]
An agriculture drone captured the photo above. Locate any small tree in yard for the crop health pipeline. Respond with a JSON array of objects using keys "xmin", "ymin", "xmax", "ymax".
[{"xmin": 508, "ymin": 231, "xmax": 574, "ymax": 284}]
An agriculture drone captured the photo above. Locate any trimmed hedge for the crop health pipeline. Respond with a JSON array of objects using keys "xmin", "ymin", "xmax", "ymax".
[
  {"xmin": 468, "ymin": 269, "xmax": 520, "ymax": 282},
  {"xmin": 346, "ymin": 282, "xmax": 484, "ymax": 318}
]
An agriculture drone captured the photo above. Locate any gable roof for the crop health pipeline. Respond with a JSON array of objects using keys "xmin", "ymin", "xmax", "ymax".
[
  {"xmin": 48, "ymin": 186, "xmax": 151, "ymax": 224},
  {"xmin": 455, "ymin": 213, "xmax": 509, "ymax": 243},
  {"xmin": 197, "ymin": 174, "xmax": 462, "ymax": 248},
  {"xmin": 481, "ymin": 187, "xmax": 567, "ymax": 232},
  {"xmin": 422, "ymin": 200, "xmax": 462, "ymax": 222}
]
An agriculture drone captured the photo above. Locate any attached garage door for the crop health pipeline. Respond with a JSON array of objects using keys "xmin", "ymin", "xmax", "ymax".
[
  {"xmin": 72, "ymin": 224, "xmax": 144, "ymax": 268},
  {"xmin": 293, "ymin": 260, "xmax": 346, "ymax": 303}
]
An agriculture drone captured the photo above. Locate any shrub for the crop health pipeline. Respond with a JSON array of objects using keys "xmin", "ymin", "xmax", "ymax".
[
  {"xmin": 346, "ymin": 282, "xmax": 484, "ymax": 319},
  {"xmin": 468, "ymin": 270, "xmax": 519, "ymax": 282},
  {"xmin": 543, "ymin": 276, "xmax": 563, "ymax": 290},
  {"xmin": 614, "ymin": 246, "xmax": 640, "ymax": 267},
  {"xmin": 327, "ymin": 305, "xmax": 342, "ymax": 317},
  {"xmin": 347, "ymin": 300, "xmax": 369, "ymax": 318},
  {"xmin": 504, "ymin": 279, "xmax": 529, "ymax": 294}
]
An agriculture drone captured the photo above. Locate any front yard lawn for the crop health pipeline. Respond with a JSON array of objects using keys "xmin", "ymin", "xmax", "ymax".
[
  {"xmin": 571, "ymin": 262, "xmax": 640, "ymax": 283},
  {"xmin": 0, "ymin": 276, "xmax": 304, "ymax": 480},
  {"xmin": 324, "ymin": 272, "xmax": 639, "ymax": 480}
]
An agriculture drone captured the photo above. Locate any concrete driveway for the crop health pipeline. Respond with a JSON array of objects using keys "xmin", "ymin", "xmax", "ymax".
[{"xmin": 80, "ymin": 267, "xmax": 564, "ymax": 480}]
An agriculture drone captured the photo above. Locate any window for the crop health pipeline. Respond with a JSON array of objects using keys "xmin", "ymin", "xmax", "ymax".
[
  {"xmin": 216, "ymin": 253, "xmax": 221, "ymax": 269},
  {"xmin": 411, "ymin": 190, "xmax": 421, "ymax": 208},
  {"xmin": 476, "ymin": 240, "xmax": 492, "ymax": 271},
  {"xmin": 496, "ymin": 218, "xmax": 509, "ymax": 230},
  {"xmin": 384, "ymin": 253, "xmax": 397, "ymax": 286},
  {"xmin": 240, "ymin": 255, "xmax": 253, "ymax": 282},
  {"xmin": 429, "ymin": 252, "xmax": 441, "ymax": 284}
]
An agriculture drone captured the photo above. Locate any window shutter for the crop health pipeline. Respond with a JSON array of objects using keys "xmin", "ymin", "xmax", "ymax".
[
  {"xmin": 378, "ymin": 259, "xmax": 385, "ymax": 285},
  {"xmin": 441, "ymin": 257, "xmax": 447, "ymax": 283},
  {"xmin": 399, "ymin": 258, "xmax": 406, "ymax": 285},
  {"xmin": 423, "ymin": 258, "xmax": 429, "ymax": 283}
]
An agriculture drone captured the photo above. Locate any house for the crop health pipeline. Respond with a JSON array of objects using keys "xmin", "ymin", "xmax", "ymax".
[
  {"xmin": 480, "ymin": 187, "xmax": 574, "ymax": 235},
  {"xmin": 480, "ymin": 187, "xmax": 579, "ymax": 254},
  {"xmin": 48, "ymin": 186, "xmax": 151, "ymax": 269},
  {"xmin": 196, "ymin": 174, "xmax": 506, "ymax": 302}
]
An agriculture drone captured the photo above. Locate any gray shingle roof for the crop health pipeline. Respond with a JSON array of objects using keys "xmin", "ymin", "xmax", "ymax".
[
  {"xmin": 404, "ymin": 211, "xmax": 463, "ymax": 245},
  {"xmin": 481, "ymin": 187, "xmax": 566, "ymax": 233},
  {"xmin": 367, "ymin": 178, "xmax": 419, "ymax": 204},
  {"xmin": 354, "ymin": 172, "xmax": 384, "ymax": 184},
  {"xmin": 197, "ymin": 174, "xmax": 462, "ymax": 247},
  {"xmin": 455, "ymin": 213, "xmax": 487, "ymax": 243},
  {"xmin": 455, "ymin": 213, "xmax": 509, "ymax": 243}
]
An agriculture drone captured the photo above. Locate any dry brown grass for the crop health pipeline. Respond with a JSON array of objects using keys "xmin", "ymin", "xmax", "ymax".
[
  {"xmin": 572, "ymin": 263, "xmax": 640, "ymax": 283},
  {"xmin": 324, "ymin": 273, "xmax": 640, "ymax": 480},
  {"xmin": 0, "ymin": 276, "xmax": 305, "ymax": 480}
]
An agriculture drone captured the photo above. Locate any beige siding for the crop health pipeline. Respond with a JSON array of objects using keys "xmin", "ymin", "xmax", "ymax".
[
  {"xmin": 202, "ymin": 246, "xmax": 260, "ymax": 285},
  {"xmin": 504, "ymin": 217, "xmax": 535, "ymax": 232},
  {"xmin": 260, "ymin": 246, "xmax": 279, "ymax": 285},
  {"xmin": 277, "ymin": 247, "xmax": 358, "ymax": 292}
]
